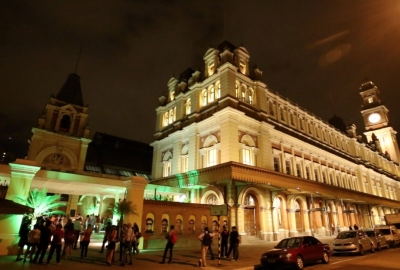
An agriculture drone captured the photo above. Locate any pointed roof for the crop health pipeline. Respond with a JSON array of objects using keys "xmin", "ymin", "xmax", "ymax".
[
  {"xmin": 217, "ymin": 40, "xmax": 237, "ymax": 52},
  {"xmin": 56, "ymin": 73, "xmax": 84, "ymax": 107}
]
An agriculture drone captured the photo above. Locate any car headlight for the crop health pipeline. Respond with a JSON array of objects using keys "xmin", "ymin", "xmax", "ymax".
[{"xmin": 280, "ymin": 253, "xmax": 292, "ymax": 259}]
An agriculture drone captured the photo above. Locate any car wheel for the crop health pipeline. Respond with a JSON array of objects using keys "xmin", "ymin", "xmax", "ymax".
[
  {"xmin": 295, "ymin": 255, "xmax": 304, "ymax": 270},
  {"xmin": 359, "ymin": 245, "xmax": 364, "ymax": 256},
  {"xmin": 377, "ymin": 243, "xmax": 381, "ymax": 251},
  {"xmin": 370, "ymin": 243, "xmax": 375, "ymax": 253},
  {"xmin": 321, "ymin": 252, "xmax": 329, "ymax": 264}
]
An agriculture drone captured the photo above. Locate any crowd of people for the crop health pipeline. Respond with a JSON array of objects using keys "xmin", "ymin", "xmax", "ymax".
[{"xmin": 14, "ymin": 214, "xmax": 142, "ymax": 266}]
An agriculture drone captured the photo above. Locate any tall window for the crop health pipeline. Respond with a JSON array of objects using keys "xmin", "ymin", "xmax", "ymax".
[
  {"xmin": 248, "ymin": 89, "xmax": 254, "ymax": 104},
  {"xmin": 185, "ymin": 98, "xmax": 191, "ymax": 115},
  {"xmin": 207, "ymin": 149, "xmax": 217, "ymax": 167},
  {"xmin": 296, "ymin": 163, "xmax": 302, "ymax": 177},
  {"xmin": 306, "ymin": 167, "xmax": 310, "ymax": 179},
  {"xmin": 274, "ymin": 157, "xmax": 280, "ymax": 172},
  {"xmin": 168, "ymin": 107, "xmax": 176, "ymax": 124},
  {"xmin": 285, "ymin": 160, "xmax": 291, "ymax": 175},
  {"xmin": 181, "ymin": 156, "xmax": 188, "ymax": 173},
  {"xmin": 314, "ymin": 168, "xmax": 319, "ymax": 181},
  {"xmin": 163, "ymin": 112, "xmax": 169, "ymax": 127},
  {"xmin": 243, "ymin": 149, "xmax": 251, "ymax": 165},
  {"xmin": 235, "ymin": 83, "xmax": 239, "ymax": 98},
  {"xmin": 241, "ymin": 89, "xmax": 246, "ymax": 101},
  {"xmin": 209, "ymin": 86, "xmax": 215, "ymax": 102},
  {"xmin": 217, "ymin": 83, "xmax": 221, "ymax": 98},
  {"xmin": 163, "ymin": 161, "xmax": 171, "ymax": 177},
  {"xmin": 202, "ymin": 90, "xmax": 207, "ymax": 106}
]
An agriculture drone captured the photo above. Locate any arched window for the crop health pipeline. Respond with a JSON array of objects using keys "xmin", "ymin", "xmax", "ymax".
[
  {"xmin": 209, "ymin": 86, "xmax": 215, "ymax": 103},
  {"xmin": 185, "ymin": 98, "xmax": 191, "ymax": 115},
  {"xmin": 235, "ymin": 83, "xmax": 239, "ymax": 98},
  {"xmin": 217, "ymin": 83, "xmax": 221, "ymax": 99},
  {"xmin": 202, "ymin": 90, "xmax": 207, "ymax": 106},
  {"xmin": 244, "ymin": 194, "xmax": 255, "ymax": 206}
]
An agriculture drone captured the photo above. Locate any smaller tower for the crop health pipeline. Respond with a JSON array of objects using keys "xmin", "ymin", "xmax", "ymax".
[{"xmin": 360, "ymin": 80, "xmax": 400, "ymax": 163}]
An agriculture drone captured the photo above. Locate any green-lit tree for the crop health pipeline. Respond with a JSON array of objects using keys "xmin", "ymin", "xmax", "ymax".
[
  {"xmin": 15, "ymin": 188, "xmax": 67, "ymax": 222},
  {"xmin": 109, "ymin": 200, "xmax": 138, "ymax": 226}
]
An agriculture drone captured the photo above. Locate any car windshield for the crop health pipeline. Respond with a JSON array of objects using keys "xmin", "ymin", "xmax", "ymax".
[
  {"xmin": 365, "ymin": 231, "xmax": 375, "ymax": 237},
  {"xmin": 337, "ymin": 231, "xmax": 357, "ymax": 239},
  {"xmin": 379, "ymin": 229, "xmax": 390, "ymax": 235},
  {"xmin": 276, "ymin": 238, "xmax": 301, "ymax": 248}
]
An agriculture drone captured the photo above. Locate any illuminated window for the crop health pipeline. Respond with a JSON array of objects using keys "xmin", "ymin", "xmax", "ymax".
[
  {"xmin": 217, "ymin": 83, "xmax": 221, "ymax": 99},
  {"xmin": 209, "ymin": 86, "xmax": 215, "ymax": 102},
  {"xmin": 202, "ymin": 90, "xmax": 207, "ymax": 106},
  {"xmin": 185, "ymin": 98, "xmax": 191, "ymax": 115},
  {"xmin": 306, "ymin": 167, "xmax": 310, "ymax": 179},
  {"xmin": 314, "ymin": 168, "xmax": 319, "ymax": 181},
  {"xmin": 163, "ymin": 161, "xmax": 171, "ymax": 177},
  {"xmin": 163, "ymin": 112, "xmax": 169, "ymax": 127},
  {"xmin": 169, "ymin": 89, "xmax": 175, "ymax": 101},
  {"xmin": 181, "ymin": 156, "xmax": 188, "ymax": 173},
  {"xmin": 368, "ymin": 97, "xmax": 373, "ymax": 103},
  {"xmin": 235, "ymin": 83, "xmax": 239, "ymax": 98},
  {"xmin": 207, "ymin": 149, "xmax": 217, "ymax": 167},
  {"xmin": 244, "ymin": 195, "xmax": 255, "ymax": 206},
  {"xmin": 242, "ymin": 149, "xmax": 252, "ymax": 165},
  {"xmin": 248, "ymin": 89, "xmax": 254, "ymax": 104},
  {"xmin": 168, "ymin": 107, "xmax": 176, "ymax": 124},
  {"xmin": 241, "ymin": 89, "xmax": 246, "ymax": 101}
]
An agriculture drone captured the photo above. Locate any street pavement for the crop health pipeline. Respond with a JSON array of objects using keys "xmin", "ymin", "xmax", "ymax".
[{"xmin": 0, "ymin": 233, "xmax": 336, "ymax": 270}]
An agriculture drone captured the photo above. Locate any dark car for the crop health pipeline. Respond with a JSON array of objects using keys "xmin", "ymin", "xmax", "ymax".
[{"xmin": 260, "ymin": 236, "xmax": 331, "ymax": 270}]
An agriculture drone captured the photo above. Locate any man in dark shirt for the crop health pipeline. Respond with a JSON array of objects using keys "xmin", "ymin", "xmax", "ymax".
[
  {"xmin": 220, "ymin": 226, "xmax": 230, "ymax": 258},
  {"xmin": 32, "ymin": 220, "xmax": 52, "ymax": 264},
  {"xmin": 15, "ymin": 216, "xmax": 31, "ymax": 261},
  {"xmin": 226, "ymin": 226, "xmax": 240, "ymax": 261},
  {"xmin": 100, "ymin": 221, "xmax": 112, "ymax": 253}
]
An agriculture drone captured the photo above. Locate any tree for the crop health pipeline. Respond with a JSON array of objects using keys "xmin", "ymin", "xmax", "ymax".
[
  {"xmin": 15, "ymin": 188, "xmax": 67, "ymax": 221},
  {"xmin": 109, "ymin": 200, "xmax": 137, "ymax": 226}
]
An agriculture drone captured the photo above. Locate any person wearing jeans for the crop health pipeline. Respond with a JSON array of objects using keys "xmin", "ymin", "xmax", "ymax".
[
  {"xmin": 80, "ymin": 224, "xmax": 92, "ymax": 259},
  {"xmin": 226, "ymin": 226, "xmax": 240, "ymax": 261}
]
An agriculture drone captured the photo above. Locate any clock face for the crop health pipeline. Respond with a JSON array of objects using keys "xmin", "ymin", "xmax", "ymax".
[{"xmin": 368, "ymin": 113, "xmax": 381, "ymax": 124}]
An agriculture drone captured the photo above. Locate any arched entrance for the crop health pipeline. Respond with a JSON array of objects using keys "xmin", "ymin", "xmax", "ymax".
[
  {"xmin": 294, "ymin": 200, "xmax": 304, "ymax": 234},
  {"xmin": 243, "ymin": 194, "xmax": 257, "ymax": 236}
]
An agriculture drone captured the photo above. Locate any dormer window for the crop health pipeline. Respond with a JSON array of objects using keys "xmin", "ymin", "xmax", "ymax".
[
  {"xmin": 208, "ymin": 63, "xmax": 215, "ymax": 76},
  {"xmin": 239, "ymin": 62, "xmax": 246, "ymax": 74},
  {"xmin": 368, "ymin": 97, "xmax": 373, "ymax": 103},
  {"xmin": 59, "ymin": 114, "xmax": 71, "ymax": 132}
]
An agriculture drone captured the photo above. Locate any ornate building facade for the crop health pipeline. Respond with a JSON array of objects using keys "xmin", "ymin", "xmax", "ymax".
[{"xmin": 149, "ymin": 41, "xmax": 400, "ymax": 241}]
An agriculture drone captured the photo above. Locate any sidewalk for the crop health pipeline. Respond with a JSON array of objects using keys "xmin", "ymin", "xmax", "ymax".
[{"xmin": 0, "ymin": 234, "xmax": 335, "ymax": 270}]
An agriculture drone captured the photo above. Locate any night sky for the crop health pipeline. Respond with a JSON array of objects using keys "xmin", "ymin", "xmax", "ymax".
[{"xmin": 1, "ymin": 1, "xmax": 400, "ymax": 158}]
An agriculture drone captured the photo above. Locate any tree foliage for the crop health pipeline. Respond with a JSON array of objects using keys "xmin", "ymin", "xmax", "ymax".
[
  {"xmin": 109, "ymin": 200, "xmax": 137, "ymax": 224},
  {"xmin": 15, "ymin": 188, "xmax": 67, "ymax": 219}
]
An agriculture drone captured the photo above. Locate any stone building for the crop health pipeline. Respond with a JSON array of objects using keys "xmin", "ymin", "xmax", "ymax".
[{"xmin": 148, "ymin": 40, "xmax": 400, "ymax": 242}]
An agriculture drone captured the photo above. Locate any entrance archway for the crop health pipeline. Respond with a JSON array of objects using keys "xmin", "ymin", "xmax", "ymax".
[{"xmin": 243, "ymin": 194, "xmax": 257, "ymax": 236}]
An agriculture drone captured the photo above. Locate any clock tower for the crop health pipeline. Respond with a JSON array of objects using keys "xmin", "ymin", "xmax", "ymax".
[{"xmin": 360, "ymin": 80, "xmax": 400, "ymax": 163}]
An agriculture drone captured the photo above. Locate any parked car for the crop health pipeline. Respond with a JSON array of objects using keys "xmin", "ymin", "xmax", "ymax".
[
  {"xmin": 374, "ymin": 225, "xmax": 400, "ymax": 248},
  {"xmin": 365, "ymin": 229, "xmax": 389, "ymax": 250},
  {"xmin": 333, "ymin": 230, "xmax": 374, "ymax": 255},
  {"xmin": 260, "ymin": 236, "xmax": 331, "ymax": 270}
]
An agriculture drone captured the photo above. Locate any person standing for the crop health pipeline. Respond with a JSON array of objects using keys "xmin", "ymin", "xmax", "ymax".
[
  {"xmin": 62, "ymin": 219, "xmax": 75, "ymax": 259},
  {"xmin": 226, "ymin": 226, "xmax": 240, "ymax": 261},
  {"xmin": 73, "ymin": 217, "xmax": 81, "ymax": 250},
  {"xmin": 121, "ymin": 223, "xmax": 134, "ymax": 266},
  {"xmin": 15, "ymin": 216, "xmax": 31, "ymax": 261},
  {"xmin": 331, "ymin": 223, "xmax": 335, "ymax": 235},
  {"xmin": 198, "ymin": 227, "xmax": 214, "ymax": 267},
  {"xmin": 337, "ymin": 224, "xmax": 341, "ymax": 234},
  {"xmin": 46, "ymin": 224, "xmax": 64, "ymax": 265},
  {"xmin": 161, "ymin": 225, "xmax": 177, "ymax": 264},
  {"xmin": 100, "ymin": 221, "xmax": 112, "ymax": 253},
  {"xmin": 106, "ymin": 225, "xmax": 118, "ymax": 266},
  {"xmin": 220, "ymin": 226, "xmax": 229, "ymax": 258},
  {"xmin": 23, "ymin": 223, "xmax": 40, "ymax": 263},
  {"xmin": 118, "ymin": 224, "xmax": 128, "ymax": 263},
  {"xmin": 32, "ymin": 221, "xmax": 52, "ymax": 264},
  {"xmin": 349, "ymin": 225, "xmax": 353, "ymax": 230},
  {"xmin": 80, "ymin": 224, "xmax": 92, "ymax": 259}
]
